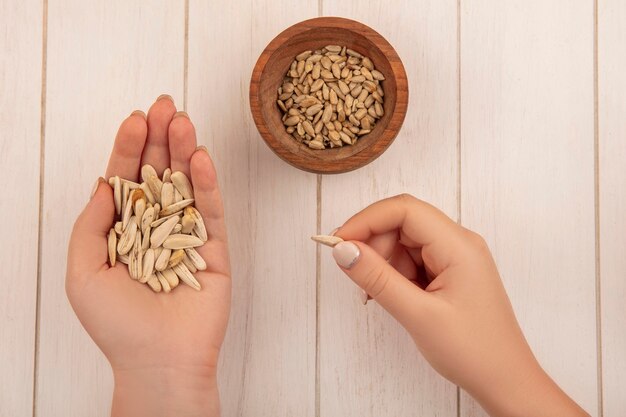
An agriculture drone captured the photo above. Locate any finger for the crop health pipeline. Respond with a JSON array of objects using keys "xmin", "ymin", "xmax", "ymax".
[
  {"xmin": 67, "ymin": 178, "xmax": 114, "ymax": 285},
  {"xmin": 365, "ymin": 230, "xmax": 397, "ymax": 260},
  {"xmin": 168, "ymin": 112, "xmax": 197, "ymax": 178},
  {"xmin": 105, "ymin": 111, "xmax": 148, "ymax": 181},
  {"xmin": 333, "ymin": 240, "xmax": 435, "ymax": 327},
  {"xmin": 388, "ymin": 244, "xmax": 418, "ymax": 282},
  {"xmin": 190, "ymin": 147, "xmax": 230, "ymax": 275},
  {"xmin": 141, "ymin": 95, "xmax": 176, "ymax": 176},
  {"xmin": 335, "ymin": 194, "xmax": 465, "ymax": 275}
]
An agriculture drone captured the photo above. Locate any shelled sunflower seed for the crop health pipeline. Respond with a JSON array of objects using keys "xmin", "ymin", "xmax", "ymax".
[
  {"xmin": 310, "ymin": 235, "xmax": 344, "ymax": 247},
  {"xmin": 107, "ymin": 164, "xmax": 208, "ymax": 292},
  {"xmin": 277, "ymin": 45, "xmax": 385, "ymax": 150}
]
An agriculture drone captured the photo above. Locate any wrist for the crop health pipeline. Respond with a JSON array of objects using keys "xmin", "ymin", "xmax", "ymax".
[
  {"xmin": 112, "ymin": 366, "xmax": 219, "ymax": 417},
  {"xmin": 473, "ymin": 362, "xmax": 589, "ymax": 417}
]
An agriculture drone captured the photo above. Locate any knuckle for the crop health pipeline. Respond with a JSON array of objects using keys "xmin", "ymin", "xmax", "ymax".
[
  {"xmin": 362, "ymin": 263, "xmax": 391, "ymax": 298},
  {"xmin": 462, "ymin": 229, "xmax": 490, "ymax": 253},
  {"xmin": 394, "ymin": 193, "xmax": 416, "ymax": 204}
]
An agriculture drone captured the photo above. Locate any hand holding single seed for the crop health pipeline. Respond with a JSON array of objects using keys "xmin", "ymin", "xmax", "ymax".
[
  {"xmin": 328, "ymin": 194, "xmax": 590, "ymax": 417},
  {"xmin": 66, "ymin": 96, "xmax": 230, "ymax": 416}
]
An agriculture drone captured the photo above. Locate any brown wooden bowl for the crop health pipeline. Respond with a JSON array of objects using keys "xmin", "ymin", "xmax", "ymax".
[{"xmin": 250, "ymin": 17, "xmax": 409, "ymax": 174}]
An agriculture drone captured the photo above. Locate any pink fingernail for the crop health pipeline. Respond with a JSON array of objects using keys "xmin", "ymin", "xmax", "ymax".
[
  {"xmin": 90, "ymin": 177, "xmax": 105, "ymax": 200},
  {"xmin": 130, "ymin": 110, "xmax": 146, "ymax": 119},
  {"xmin": 173, "ymin": 110, "xmax": 189, "ymax": 119},
  {"xmin": 329, "ymin": 228, "xmax": 339, "ymax": 236},
  {"xmin": 157, "ymin": 94, "xmax": 174, "ymax": 102},
  {"xmin": 332, "ymin": 241, "xmax": 360, "ymax": 269}
]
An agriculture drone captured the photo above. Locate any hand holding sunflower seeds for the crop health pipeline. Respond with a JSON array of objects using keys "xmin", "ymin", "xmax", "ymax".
[
  {"xmin": 277, "ymin": 45, "xmax": 385, "ymax": 150},
  {"xmin": 107, "ymin": 164, "xmax": 208, "ymax": 292}
]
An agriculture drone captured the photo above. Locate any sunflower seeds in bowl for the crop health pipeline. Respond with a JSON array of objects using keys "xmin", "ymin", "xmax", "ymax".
[
  {"xmin": 107, "ymin": 165, "xmax": 207, "ymax": 292},
  {"xmin": 277, "ymin": 45, "xmax": 385, "ymax": 150}
]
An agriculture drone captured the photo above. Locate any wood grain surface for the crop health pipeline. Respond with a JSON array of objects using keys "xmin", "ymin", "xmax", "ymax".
[
  {"xmin": 459, "ymin": 1, "xmax": 597, "ymax": 415},
  {"xmin": 319, "ymin": 1, "xmax": 459, "ymax": 416},
  {"xmin": 0, "ymin": 1, "xmax": 623, "ymax": 416},
  {"xmin": 599, "ymin": 0, "xmax": 626, "ymax": 415},
  {"xmin": 187, "ymin": 1, "xmax": 318, "ymax": 415},
  {"xmin": 36, "ymin": 1, "xmax": 184, "ymax": 415},
  {"xmin": 0, "ymin": 1, "xmax": 42, "ymax": 416}
]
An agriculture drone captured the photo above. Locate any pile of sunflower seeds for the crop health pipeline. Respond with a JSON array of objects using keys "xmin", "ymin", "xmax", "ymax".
[
  {"xmin": 107, "ymin": 164, "xmax": 207, "ymax": 293},
  {"xmin": 277, "ymin": 45, "xmax": 385, "ymax": 150}
]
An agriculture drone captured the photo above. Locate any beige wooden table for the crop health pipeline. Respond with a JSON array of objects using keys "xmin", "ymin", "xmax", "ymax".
[{"xmin": 1, "ymin": 1, "xmax": 624, "ymax": 416}]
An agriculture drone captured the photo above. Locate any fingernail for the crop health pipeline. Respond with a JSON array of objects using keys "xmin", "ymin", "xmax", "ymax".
[
  {"xmin": 90, "ymin": 177, "xmax": 105, "ymax": 199},
  {"xmin": 173, "ymin": 111, "xmax": 189, "ymax": 119},
  {"xmin": 329, "ymin": 228, "xmax": 339, "ymax": 236},
  {"xmin": 196, "ymin": 145, "xmax": 208, "ymax": 153},
  {"xmin": 332, "ymin": 241, "xmax": 360, "ymax": 269},
  {"xmin": 157, "ymin": 94, "xmax": 173, "ymax": 102},
  {"xmin": 130, "ymin": 110, "xmax": 146, "ymax": 119}
]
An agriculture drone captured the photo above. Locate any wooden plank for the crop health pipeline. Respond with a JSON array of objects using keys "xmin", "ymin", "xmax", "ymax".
[
  {"xmin": 319, "ymin": 1, "xmax": 459, "ymax": 416},
  {"xmin": 37, "ymin": 2, "xmax": 184, "ymax": 415},
  {"xmin": 187, "ymin": 1, "xmax": 318, "ymax": 415},
  {"xmin": 599, "ymin": 0, "xmax": 626, "ymax": 415},
  {"xmin": 460, "ymin": 2, "xmax": 597, "ymax": 416},
  {"xmin": 0, "ymin": 1, "xmax": 42, "ymax": 415}
]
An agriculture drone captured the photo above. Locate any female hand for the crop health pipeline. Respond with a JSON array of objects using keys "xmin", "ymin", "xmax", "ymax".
[
  {"xmin": 66, "ymin": 96, "xmax": 230, "ymax": 417},
  {"xmin": 332, "ymin": 194, "xmax": 589, "ymax": 417}
]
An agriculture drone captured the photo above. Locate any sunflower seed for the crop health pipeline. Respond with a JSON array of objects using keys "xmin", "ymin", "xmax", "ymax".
[
  {"xmin": 162, "ymin": 168, "xmax": 172, "ymax": 183},
  {"xmin": 182, "ymin": 254, "xmax": 197, "ymax": 273},
  {"xmin": 181, "ymin": 215, "xmax": 195, "ymax": 234},
  {"xmin": 171, "ymin": 171, "xmax": 194, "ymax": 200},
  {"xmin": 371, "ymin": 70, "xmax": 385, "ymax": 80},
  {"xmin": 161, "ymin": 268, "xmax": 179, "ymax": 289},
  {"xmin": 185, "ymin": 248, "xmax": 207, "ymax": 271},
  {"xmin": 156, "ymin": 272, "xmax": 171, "ymax": 293},
  {"xmin": 159, "ymin": 199, "xmax": 194, "ymax": 217},
  {"xmin": 141, "ymin": 207, "xmax": 155, "ymax": 233},
  {"xmin": 168, "ymin": 249, "xmax": 185, "ymax": 268},
  {"xmin": 141, "ymin": 226, "xmax": 151, "ymax": 251},
  {"xmin": 146, "ymin": 274, "xmax": 162, "ymax": 292},
  {"xmin": 108, "ymin": 228, "xmax": 117, "ymax": 266},
  {"xmin": 311, "ymin": 235, "xmax": 344, "ymax": 247},
  {"xmin": 150, "ymin": 216, "xmax": 179, "ymax": 248},
  {"xmin": 161, "ymin": 182, "xmax": 174, "ymax": 209},
  {"xmin": 172, "ymin": 263, "xmax": 201, "ymax": 291},
  {"xmin": 129, "ymin": 232, "xmax": 142, "ymax": 280},
  {"xmin": 140, "ymin": 182, "xmax": 156, "ymax": 205},
  {"xmin": 120, "ymin": 181, "xmax": 130, "ymax": 219},
  {"xmin": 145, "ymin": 175, "xmax": 162, "ymax": 204},
  {"xmin": 155, "ymin": 248, "xmax": 172, "ymax": 271},
  {"xmin": 117, "ymin": 220, "xmax": 137, "ymax": 255},
  {"xmin": 151, "ymin": 211, "xmax": 181, "ymax": 228},
  {"xmin": 184, "ymin": 206, "xmax": 207, "ymax": 241},
  {"xmin": 141, "ymin": 248, "xmax": 155, "ymax": 283},
  {"xmin": 134, "ymin": 198, "xmax": 146, "ymax": 228},
  {"xmin": 121, "ymin": 193, "xmax": 134, "ymax": 230},
  {"xmin": 113, "ymin": 176, "xmax": 122, "ymax": 215},
  {"xmin": 141, "ymin": 164, "xmax": 158, "ymax": 183},
  {"xmin": 163, "ymin": 234, "xmax": 204, "ymax": 250}
]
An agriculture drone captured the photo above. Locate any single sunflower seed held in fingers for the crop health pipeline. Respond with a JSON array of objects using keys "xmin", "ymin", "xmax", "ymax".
[{"xmin": 311, "ymin": 235, "xmax": 344, "ymax": 247}]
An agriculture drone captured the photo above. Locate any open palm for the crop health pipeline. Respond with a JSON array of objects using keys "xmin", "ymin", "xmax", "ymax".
[{"xmin": 66, "ymin": 96, "xmax": 231, "ymax": 376}]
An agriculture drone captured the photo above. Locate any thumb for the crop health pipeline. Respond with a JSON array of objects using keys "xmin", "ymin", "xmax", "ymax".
[
  {"xmin": 332, "ymin": 240, "xmax": 433, "ymax": 326},
  {"xmin": 67, "ymin": 178, "xmax": 115, "ymax": 282}
]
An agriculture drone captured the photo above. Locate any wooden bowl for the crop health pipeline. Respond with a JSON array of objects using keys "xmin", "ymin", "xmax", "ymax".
[{"xmin": 250, "ymin": 17, "xmax": 408, "ymax": 174}]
